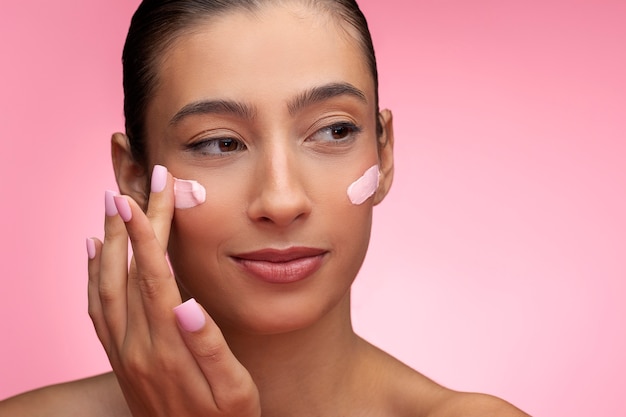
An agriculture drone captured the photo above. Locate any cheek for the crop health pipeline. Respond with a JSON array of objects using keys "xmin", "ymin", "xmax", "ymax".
[
  {"xmin": 167, "ymin": 174, "xmax": 245, "ymax": 274},
  {"xmin": 314, "ymin": 162, "xmax": 376, "ymax": 267},
  {"xmin": 173, "ymin": 178, "xmax": 206, "ymax": 209},
  {"xmin": 330, "ymin": 206, "xmax": 372, "ymax": 277},
  {"xmin": 347, "ymin": 164, "xmax": 380, "ymax": 205}
]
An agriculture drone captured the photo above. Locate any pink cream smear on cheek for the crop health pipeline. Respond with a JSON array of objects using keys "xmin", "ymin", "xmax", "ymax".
[
  {"xmin": 173, "ymin": 178, "xmax": 206, "ymax": 209},
  {"xmin": 347, "ymin": 164, "xmax": 380, "ymax": 205}
]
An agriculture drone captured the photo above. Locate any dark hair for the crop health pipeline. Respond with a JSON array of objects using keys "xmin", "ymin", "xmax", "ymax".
[{"xmin": 122, "ymin": 0, "xmax": 381, "ymax": 168}]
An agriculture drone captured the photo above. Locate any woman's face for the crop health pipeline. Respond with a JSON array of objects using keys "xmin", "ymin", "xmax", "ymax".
[{"xmin": 140, "ymin": 4, "xmax": 392, "ymax": 335}]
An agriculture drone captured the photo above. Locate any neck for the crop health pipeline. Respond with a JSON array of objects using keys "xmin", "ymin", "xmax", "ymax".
[{"xmin": 221, "ymin": 293, "xmax": 365, "ymax": 416}]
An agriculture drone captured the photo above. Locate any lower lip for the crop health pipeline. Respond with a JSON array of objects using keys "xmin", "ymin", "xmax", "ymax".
[{"xmin": 233, "ymin": 254, "xmax": 326, "ymax": 284}]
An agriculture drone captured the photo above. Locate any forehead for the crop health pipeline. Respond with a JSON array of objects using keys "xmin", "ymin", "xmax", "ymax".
[{"xmin": 149, "ymin": 3, "xmax": 374, "ymax": 121}]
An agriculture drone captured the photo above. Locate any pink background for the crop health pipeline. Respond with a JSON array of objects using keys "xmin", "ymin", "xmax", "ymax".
[{"xmin": 1, "ymin": 1, "xmax": 625, "ymax": 415}]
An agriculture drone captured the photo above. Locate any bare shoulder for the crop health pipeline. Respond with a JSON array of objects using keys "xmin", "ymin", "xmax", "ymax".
[
  {"xmin": 357, "ymin": 340, "xmax": 529, "ymax": 417},
  {"xmin": 0, "ymin": 372, "xmax": 130, "ymax": 417},
  {"xmin": 428, "ymin": 391, "xmax": 531, "ymax": 417},
  {"xmin": 390, "ymin": 368, "xmax": 530, "ymax": 417}
]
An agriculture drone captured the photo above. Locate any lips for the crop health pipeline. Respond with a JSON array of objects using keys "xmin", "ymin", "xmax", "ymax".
[{"xmin": 232, "ymin": 247, "xmax": 327, "ymax": 284}]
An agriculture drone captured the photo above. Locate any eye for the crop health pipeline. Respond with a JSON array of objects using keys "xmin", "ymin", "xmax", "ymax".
[
  {"xmin": 188, "ymin": 137, "xmax": 246, "ymax": 155},
  {"xmin": 309, "ymin": 122, "xmax": 362, "ymax": 143}
]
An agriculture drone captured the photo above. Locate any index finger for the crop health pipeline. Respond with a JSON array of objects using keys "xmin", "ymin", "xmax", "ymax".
[
  {"xmin": 145, "ymin": 164, "xmax": 175, "ymax": 252},
  {"xmin": 113, "ymin": 194, "xmax": 180, "ymax": 325}
]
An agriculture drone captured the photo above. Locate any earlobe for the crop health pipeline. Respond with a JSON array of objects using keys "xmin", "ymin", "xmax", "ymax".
[
  {"xmin": 373, "ymin": 109, "xmax": 395, "ymax": 206},
  {"xmin": 111, "ymin": 132, "xmax": 149, "ymax": 207}
]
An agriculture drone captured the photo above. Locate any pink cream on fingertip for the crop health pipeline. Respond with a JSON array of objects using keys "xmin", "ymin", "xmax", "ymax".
[
  {"xmin": 347, "ymin": 164, "xmax": 380, "ymax": 205},
  {"xmin": 173, "ymin": 178, "xmax": 206, "ymax": 209}
]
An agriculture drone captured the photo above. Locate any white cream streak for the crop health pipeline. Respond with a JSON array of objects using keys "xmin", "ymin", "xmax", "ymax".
[
  {"xmin": 174, "ymin": 178, "xmax": 206, "ymax": 209},
  {"xmin": 347, "ymin": 165, "xmax": 380, "ymax": 205}
]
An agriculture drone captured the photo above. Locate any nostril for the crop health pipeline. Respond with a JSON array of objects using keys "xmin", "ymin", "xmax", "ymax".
[
  {"xmin": 248, "ymin": 196, "xmax": 311, "ymax": 227},
  {"xmin": 246, "ymin": 160, "xmax": 313, "ymax": 227}
]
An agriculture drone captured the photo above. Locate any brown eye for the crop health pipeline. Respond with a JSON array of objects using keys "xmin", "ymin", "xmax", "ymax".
[
  {"xmin": 330, "ymin": 125, "xmax": 353, "ymax": 140},
  {"xmin": 219, "ymin": 138, "xmax": 239, "ymax": 152},
  {"xmin": 308, "ymin": 122, "xmax": 362, "ymax": 144},
  {"xmin": 188, "ymin": 137, "xmax": 247, "ymax": 156}
]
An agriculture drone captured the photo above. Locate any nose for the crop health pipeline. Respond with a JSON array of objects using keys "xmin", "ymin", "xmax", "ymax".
[{"xmin": 247, "ymin": 146, "xmax": 312, "ymax": 228}]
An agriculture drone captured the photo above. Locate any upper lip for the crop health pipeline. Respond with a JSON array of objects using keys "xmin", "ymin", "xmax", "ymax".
[{"xmin": 232, "ymin": 247, "xmax": 328, "ymax": 262}]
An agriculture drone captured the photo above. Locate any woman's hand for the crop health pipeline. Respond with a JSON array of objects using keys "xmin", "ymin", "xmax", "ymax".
[{"xmin": 86, "ymin": 165, "xmax": 260, "ymax": 417}]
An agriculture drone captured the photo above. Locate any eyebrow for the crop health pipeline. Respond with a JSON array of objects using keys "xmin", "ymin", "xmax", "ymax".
[
  {"xmin": 287, "ymin": 82, "xmax": 367, "ymax": 115},
  {"xmin": 168, "ymin": 82, "xmax": 367, "ymax": 126},
  {"xmin": 169, "ymin": 100, "xmax": 256, "ymax": 126}
]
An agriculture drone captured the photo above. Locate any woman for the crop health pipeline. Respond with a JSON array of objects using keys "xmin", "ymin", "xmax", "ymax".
[{"xmin": 1, "ymin": 0, "xmax": 528, "ymax": 415}]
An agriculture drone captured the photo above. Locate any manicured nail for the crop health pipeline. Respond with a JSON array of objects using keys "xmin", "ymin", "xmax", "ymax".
[
  {"xmin": 105, "ymin": 190, "xmax": 118, "ymax": 216},
  {"xmin": 86, "ymin": 238, "xmax": 96, "ymax": 260},
  {"xmin": 174, "ymin": 298, "xmax": 206, "ymax": 332},
  {"xmin": 151, "ymin": 165, "xmax": 167, "ymax": 193},
  {"xmin": 113, "ymin": 196, "xmax": 132, "ymax": 222}
]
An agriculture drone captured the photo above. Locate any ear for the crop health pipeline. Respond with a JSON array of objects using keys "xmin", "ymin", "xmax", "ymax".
[
  {"xmin": 373, "ymin": 109, "xmax": 395, "ymax": 205},
  {"xmin": 111, "ymin": 132, "xmax": 149, "ymax": 208}
]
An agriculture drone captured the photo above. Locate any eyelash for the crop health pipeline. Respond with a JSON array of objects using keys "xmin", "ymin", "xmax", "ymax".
[
  {"xmin": 186, "ymin": 121, "xmax": 362, "ymax": 156},
  {"xmin": 307, "ymin": 122, "xmax": 362, "ymax": 144},
  {"xmin": 186, "ymin": 137, "xmax": 247, "ymax": 156}
]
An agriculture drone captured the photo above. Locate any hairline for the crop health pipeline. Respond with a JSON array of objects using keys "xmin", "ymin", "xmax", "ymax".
[{"xmin": 125, "ymin": 0, "xmax": 380, "ymax": 167}]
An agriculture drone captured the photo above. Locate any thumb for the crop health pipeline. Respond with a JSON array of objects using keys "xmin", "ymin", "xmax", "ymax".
[{"xmin": 174, "ymin": 299, "xmax": 260, "ymax": 415}]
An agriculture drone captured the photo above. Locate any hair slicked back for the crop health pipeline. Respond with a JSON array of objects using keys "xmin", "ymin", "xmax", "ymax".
[{"xmin": 122, "ymin": 0, "xmax": 380, "ymax": 167}]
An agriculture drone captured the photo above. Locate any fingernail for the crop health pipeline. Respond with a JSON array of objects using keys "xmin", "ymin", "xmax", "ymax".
[
  {"xmin": 113, "ymin": 196, "xmax": 132, "ymax": 222},
  {"xmin": 151, "ymin": 165, "xmax": 167, "ymax": 193},
  {"xmin": 174, "ymin": 298, "xmax": 206, "ymax": 332},
  {"xmin": 86, "ymin": 238, "xmax": 96, "ymax": 260},
  {"xmin": 105, "ymin": 190, "xmax": 118, "ymax": 216}
]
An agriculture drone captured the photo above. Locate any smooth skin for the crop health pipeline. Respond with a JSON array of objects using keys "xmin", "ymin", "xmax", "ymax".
[{"xmin": 0, "ymin": 3, "xmax": 529, "ymax": 416}]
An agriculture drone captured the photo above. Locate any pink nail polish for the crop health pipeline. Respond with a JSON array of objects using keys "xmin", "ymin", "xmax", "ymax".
[
  {"xmin": 174, "ymin": 298, "xmax": 206, "ymax": 332},
  {"xmin": 151, "ymin": 165, "xmax": 167, "ymax": 193},
  {"xmin": 113, "ymin": 196, "xmax": 132, "ymax": 222},
  {"xmin": 105, "ymin": 190, "xmax": 118, "ymax": 216},
  {"xmin": 86, "ymin": 238, "xmax": 96, "ymax": 260}
]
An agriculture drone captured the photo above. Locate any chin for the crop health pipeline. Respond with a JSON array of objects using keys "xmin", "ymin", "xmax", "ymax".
[{"xmin": 190, "ymin": 280, "xmax": 351, "ymax": 338}]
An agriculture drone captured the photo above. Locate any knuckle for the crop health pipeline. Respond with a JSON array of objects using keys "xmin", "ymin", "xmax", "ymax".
[
  {"xmin": 152, "ymin": 349, "xmax": 180, "ymax": 375},
  {"xmin": 119, "ymin": 345, "xmax": 180, "ymax": 379},
  {"xmin": 134, "ymin": 270, "xmax": 162, "ymax": 298},
  {"xmin": 103, "ymin": 223, "xmax": 127, "ymax": 242},
  {"xmin": 147, "ymin": 204, "xmax": 168, "ymax": 221},
  {"xmin": 219, "ymin": 379, "xmax": 260, "ymax": 415},
  {"xmin": 229, "ymin": 383, "xmax": 257, "ymax": 406},
  {"xmin": 119, "ymin": 348, "xmax": 150, "ymax": 377},
  {"xmin": 87, "ymin": 303, "xmax": 100, "ymax": 322},
  {"xmin": 194, "ymin": 341, "xmax": 227, "ymax": 363},
  {"xmin": 98, "ymin": 281, "xmax": 118, "ymax": 306}
]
